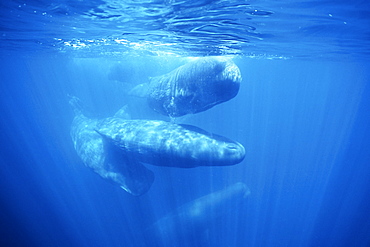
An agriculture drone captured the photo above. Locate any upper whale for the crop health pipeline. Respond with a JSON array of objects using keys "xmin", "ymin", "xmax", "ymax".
[{"xmin": 130, "ymin": 57, "xmax": 242, "ymax": 117}]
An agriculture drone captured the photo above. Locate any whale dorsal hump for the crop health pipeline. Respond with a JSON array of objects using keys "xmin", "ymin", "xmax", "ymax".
[
  {"xmin": 128, "ymin": 83, "xmax": 149, "ymax": 98},
  {"xmin": 114, "ymin": 105, "xmax": 131, "ymax": 120}
]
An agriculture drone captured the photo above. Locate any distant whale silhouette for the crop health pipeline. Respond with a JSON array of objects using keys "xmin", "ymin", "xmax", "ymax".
[
  {"xmin": 96, "ymin": 117, "xmax": 245, "ymax": 168},
  {"xmin": 145, "ymin": 182, "xmax": 251, "ymax": 246},
  {"xmin": 69, "ymin": 96, "xmax": 154, "ymax": 196},
  {"xmin": 130, "ymin": 57, "xmax": 242, "ymax": 117}
]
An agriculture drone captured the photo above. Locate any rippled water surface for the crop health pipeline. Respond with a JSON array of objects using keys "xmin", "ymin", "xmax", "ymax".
[{"xmin": 1, "ymin": 0, "xmax": 369, "ymax": 59}]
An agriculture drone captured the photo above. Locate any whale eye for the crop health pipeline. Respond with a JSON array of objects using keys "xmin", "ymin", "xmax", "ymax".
[{"xmin": 226, "ymin": 144, "xmax": 238, "ymax": 150}]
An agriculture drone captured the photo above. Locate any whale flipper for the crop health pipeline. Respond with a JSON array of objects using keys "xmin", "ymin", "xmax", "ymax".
[{"xmin": 102, "ymin": 137, "xmax": 154, "ymax": 194}]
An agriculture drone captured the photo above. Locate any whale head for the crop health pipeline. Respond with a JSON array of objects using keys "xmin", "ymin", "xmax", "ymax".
[
  {"xmin": 178, "ymin": 124, "xmax": 246, "ymax": 167},
  {"xmin": 210, "ymin": 134, "xmax": 246, "ymax": 166}
]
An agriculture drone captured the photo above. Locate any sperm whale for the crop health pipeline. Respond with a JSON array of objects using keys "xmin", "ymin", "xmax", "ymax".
[
  {"xmin": 130, "ymin": 57, "xmax": 242, "ymax": 117},
  {"xmin": 69, "ymin": 96, "xmax": 154, "ymax": 196},
  {"xmin": 96, "ymin": 117, "xmax": 245, "ymax": 168}
]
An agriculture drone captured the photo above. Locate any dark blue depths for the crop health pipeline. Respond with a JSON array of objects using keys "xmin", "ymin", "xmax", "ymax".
[{"xmin": 0, "ymin": 55, "xmax": 369, "ymax": 247}]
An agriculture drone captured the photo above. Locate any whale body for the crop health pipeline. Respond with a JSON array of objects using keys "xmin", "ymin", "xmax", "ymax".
[
  {"xmin": 96, "ymin": 118, "xmax": 246, "ymax": 168},
  {"xmin": 69, "ymin": 96, "xmax": 154, "ymax": 196},
  {"xmin": 130, "ymin": 57, "xmax": 242, "ymax": 117},
  {"xmin": 146, "ymin": 182, "xmax": 251, "ymax": 246},
  {"xmin": 69, "ymin": 96, "xmax": 245, "ymax": 195}
]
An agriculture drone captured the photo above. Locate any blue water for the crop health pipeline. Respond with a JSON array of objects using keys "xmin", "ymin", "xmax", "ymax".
[{"xmin": 1, "ymin": 1, "xmax": 370, "ymax": 247}]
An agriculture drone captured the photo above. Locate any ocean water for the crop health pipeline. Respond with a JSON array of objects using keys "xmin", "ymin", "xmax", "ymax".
[{"xmin": 0, "ymin": 1, "xmax": 370, "ymax": 247}]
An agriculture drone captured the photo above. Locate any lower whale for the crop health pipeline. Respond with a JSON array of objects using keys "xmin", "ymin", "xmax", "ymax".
[
  {"xmin": 96, "ymin": 118, "xmax": 246, "ymax": 168},
  {"xmin": 69, "ymin": 96, "xmax": 154, "ymax": 196},
  {"xmin": 145, "ymin": 182, "xmax": 251, "ymax": 246}
]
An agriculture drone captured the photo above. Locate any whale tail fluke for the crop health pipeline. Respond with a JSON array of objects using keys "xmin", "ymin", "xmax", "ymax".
[{"xmin": 68, "ymin": 95, "xmax": 85, "ymax": 116}]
